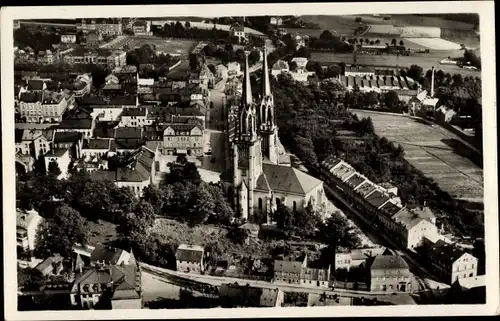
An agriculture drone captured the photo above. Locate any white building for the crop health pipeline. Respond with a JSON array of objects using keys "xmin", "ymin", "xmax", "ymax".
[
  {"xmin": 175, "ymin": 244, "xmax": 205, "ymax": 274},
  {"xmin": 17, "ymin": 208, "xmax": 43, "ymax": 253},
  {"xmin": 44, "ymin": 148, "xmax": 71, "ymax": 179},
  {"xmin": 61, "ymin": 34, "xmax": 77, "ymax": 44},
  {"xmin": 118, "ymin": 107, "xmax": 151, "ymax": 127},
  {"xmin": 271, "ymin": 60, "xmax": 290, "ymax": 77},
  {"xmin": 291, "ymin": 57, "xmax": 308, "ymax": 70},
  {"xmin": 230, "ymin": 24, "xmax": 246, "ymax": 42},
  {"xmin": 227, "ymin": 62, "xmax": 242, "ymax": 78}
]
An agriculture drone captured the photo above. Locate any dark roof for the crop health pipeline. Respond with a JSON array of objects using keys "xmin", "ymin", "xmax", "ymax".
[
  {"xmin": 27, "ymin": 79, "xmax": 45, "ymax": 91},
  {"xmin": 109, "ymin": 95, "xmax": 137, "ymax": 106},
  {"xmin": 93, "ymin": 122, "xmax": 117, "ymax": 138},
  {"xmin": 46, "ymin": 148, "xmax": 69, "ymax": 158},
  {"xmin": 168, "ymin": 70, "xmax": 189, "ymax": 81},
  {"xmin": 364, "ymin": 190, "xmax": 390, "ymax": 208},
  {"xmin": 381, "ymin": 202, "xmax": 403, "ymax": 217},
  {"xmin": 20, "ymin": 91, "xmax": 42, "ymax": 103},
  {"xmin": 91, "ymin": 146, "xmax": 154, "ymax": 182},
  {"xmin": 175, "ymin": 245, "xmax": 204, "ymax": 262},
  {"xmin": 122, "ymin": 107, "xmax": 147, "ymax": 117},
  {"xmin": 15, "ymin": 129, "xmax": 24, "ymax": 143},
  {"xmin": 428, "ymin": 242, "xmax": 468, "ymax": 267},
  {"xmin": 81, "ymin": 95, "xmax": 108, "ymax": 106},
  {"xmin": 90, "ymin": 244, "xmax": 124, "ymax": 265},
  {"xmin": 262, "ymin": 163, "xmax": 322, "ymax": 196},
  {"xmin": 164, "ymin": 123, "xmax": 202, "ymax": 134},
  {"xmin": 110, "ymin": 139, "xmax": 144, "ymax": 150},
  {"xmin": 345, "ymin": 173, "xmax": 366, "ymax": 189},
  {"xmin": 321, "ymin": 156, "xmax": 342, "ymax": 170},
  {"xmin": 370, "ymin": 254, "xmax": 409, "ymax": 270},
  {"xmin": 85, "ymin": 138, "xmax": 112, "ymax": 150},
  {"xmin": 54, "ymin": 131, "xmax": 81, "ymax": 143},
  {"xmin": 111, "ymin": 265, "xmax": 141, "ymax": 300},
  {"xmin": 255, "ymin": 173, "xmax": 271, "ymax": 192},
  {"xmin": 57, "ymin": 118, "xmax": 93, "ymax": 130},
  {"xmin": 114, "ymin": 127, "xmax": 143, "ymax": 139}
]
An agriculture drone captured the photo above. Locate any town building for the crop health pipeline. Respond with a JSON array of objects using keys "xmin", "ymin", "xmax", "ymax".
[
  {"xmin": 55, "ymin": 117, "xmax": 95, "ymax": 140},
  {"xmin": 44, "ymin": 148, "xmax": 71, "ymax": 179},
  {"xmin": 230, "ymin": 24, "xmax": 246, "ymax": 42},
  {"xmin": 89, "ymin": 144, "xmax": 158, "ymax": 197},
  {"xmin": 61, "ymin": 34, "xmax": 77, "ymax": 44},
  {"xmin": 344, "ymin": 65, "xmax": 376, "ymax": 77},
  {"xmin": 53, "ymin": 131, "xmax": 84, "ymax": 159},
  {"xmin": 426, "ymin": 240, "xmax": 478, "ymax": 285},
  {"xmin": 37, "ymin": 50, "xmax": 56, "ymax": 64},
  {"xmin": 335, "ymin": 247, "xmax": 389, "ymax": 271},
  {"xmin": 81, "ymin": 138, "xmax": 113, "ymax": 159},
  {"xmin": 369, "ymin": 253, "xmax": 413, "ymax": 293},
  {"xmin": 273, "ymin": 255, "xmax": 307, "ymax": 285},
  {"xmin": 15, "ymin": 128, "xmax": 52, "ymax": 159},
  {"xmin": 69, "ymin": 261, "xmax": 141, "ymax": 309},
  {"xmin": 219, "ymin": 283, "xmax": 284, "ymax": 308},
  {"xmin": 19, "ymin": 90, "xmax": 75, "ymax": 123},
  {"xmin": 162, "ymin": 123, "xmax": 204, "ymax": 157},
  {"xmin": 118, "ymin": 107, "xmax": 152, "ymax": 127},
  {"xmin": 270, "ymin": 17, "xmax": 284, "ymax": 26},
  {"xmin": 175, "ymin": 244, "xmax": 205, "ymax": 274},
  {"xmin": 63, "ymin": 48, "xmax": 127, "ymax": 69},
  {"xmin": 132, "ymin": 20, "xmax": 152, "ymax": 36},
  {"xmin": 291, "ymin": 57, "xmax": 308, "ymax": 70},
  {"xmin": 35, "ymin": 254, "xmax": 64, "ymax": 276},
  {"xmin": 77, "ymin": 18, "xmax": 123, "ymax": 36},
  {"xmin": 216, "ymin": 64, "xmax": 228, "ymax": 79},
  {"xmin": 220, "ymin": 50, "xmax": 326, "ymax": 221},
  {"xmin": 16, "ymin": 208, "xmax": 43, "ymax": 254}
]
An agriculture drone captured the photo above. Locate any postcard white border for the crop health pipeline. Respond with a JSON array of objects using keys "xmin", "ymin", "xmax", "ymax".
[{"xmin": 2, "ymin": 2, "xmax": 498, "ymax": 320}]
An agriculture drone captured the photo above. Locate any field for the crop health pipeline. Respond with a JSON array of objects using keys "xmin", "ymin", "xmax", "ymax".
[
  {"xmin": 404, "ymin": 38, "xmax": 462, "ymax": 50},
  {"xmin": 358, "ymin": 14, "xmax": 476, "ymax": 30},
  {"xmin": 353, "ymin": 110, "xmax": 483, "ymax": 203},
  {"xmin": 106, "ymin": 36, "xmax": 197, "ymax": 57},
  {"xmin": 297, "ymin": 15, "xmax": 364, "ymax": 36},
  {"xmin": 310, "ymin": 51, "xmax": 481, "ymax": 77}
]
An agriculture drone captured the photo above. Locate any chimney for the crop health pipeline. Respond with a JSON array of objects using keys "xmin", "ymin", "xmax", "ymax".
[{"xmin": 430, "ymin": 66, "xmax": 435, "ymax": 98}]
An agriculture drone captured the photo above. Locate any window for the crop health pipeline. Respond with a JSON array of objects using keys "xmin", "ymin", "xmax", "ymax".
[{"xmin": 293, "ymin": 201, "xmax": 297, "ymax": 211}]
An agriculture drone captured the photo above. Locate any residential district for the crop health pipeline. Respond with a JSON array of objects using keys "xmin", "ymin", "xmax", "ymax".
[{"xmin": 14, "ymin": 15, "xmax": 484, "ymax": 310}]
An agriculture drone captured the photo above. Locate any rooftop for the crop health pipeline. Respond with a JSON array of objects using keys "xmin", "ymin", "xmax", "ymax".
[
  {"xmin": 84, "ymin": 138, "xmax": 112, "ymax": 150},
  {"xmin": 45, "ymin": 148, "xmax": 69, "ymax": 158},
  {"xmin": 176, "ymin": 244, "xmax": 204, "ymax": 262},
  {"xmin": 370, "ymin": 254, "xmax": 409, "ymax": 270}
]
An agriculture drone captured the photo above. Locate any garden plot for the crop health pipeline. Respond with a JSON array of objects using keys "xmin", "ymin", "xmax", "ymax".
[
  {"xmin": 403, "ymin": 38, "xmax": 463, "ymax": 50},
  {"xmin": 353, "ymin": 111, "xmax": 484, "ymax": 202}
]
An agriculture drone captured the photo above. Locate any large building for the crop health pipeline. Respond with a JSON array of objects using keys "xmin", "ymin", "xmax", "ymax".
[
  {"xmin": 16, "ymin": 208, "xmax": 43, "ymax": 254},
  {"xmin": 369, "ymin": 253, "xmax": 413, "ymax": 293},
  {"xmin": 77, "ymin": 18, "xmax": 123, "ymax": 36},
  {"xmin": 221, "ymin": 49, "xmax": 327, "ymax": 221},
  {"xmin": 19, "ymin": 90, "xmax": 75, "ymax": 123},
  {"xmin": 63, "ymin": 48, "xmax": 127, "ymax": 70},
  {"xmin": 273, "ymin": 254, "xmax": 331, "ymax": 288},
  {"xmin": 175, "ymin": 244, "xmax": 205, "ymax": 274}
]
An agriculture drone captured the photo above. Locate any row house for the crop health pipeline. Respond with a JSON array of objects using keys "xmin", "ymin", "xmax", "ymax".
[
  {"xmin": 117, "ymin": 107, "xmax": 152, "ymax": 127},
  {"xmin": 344, "ymin": 65, "xmax": 376, "ymax": 77},
  {"xmin": 425, "ymin": 239, "xmax": 478, "ymax": 285},
  {"xmin": 273, "ymin": 254, "xmax": 330, "ymax": 289},
  {"xmin": 335, "ymin": 247, "xmax": 387, "ymax": 271},
  {"xmin": 64, "ymin": 48, "xmax": 127, "ymax": 70},
  {"xmin": 321, "ymin": 156, "xmax": 439, "ymax": 250},
  {"xmin": 61, "ymin": 34, "xmax": 77, "ymax": 44},
  {"xmin": 338, "ymin": 74, "xmax": 421, "ymax": 97},
  {"xmin": 73, "ymin": 74, "xmax": 93, "ymax": 98},
  {"xmin": 55, "ymin": 117, "xmax": 95, "ymax": 140},
  {"xmin": 86, "ymin": 95, "xmax": 138, "ymax": 121},
  {"xmin": 53, "ymin": 131, "xmax": 84, "ymax": 159},
  {"xmin": 15, "ymin": 128, "xmax": 52, "ymax": 160},
  {"xmin": 19, "ymin": 90, "xmax": 75, "ymax": 123}
]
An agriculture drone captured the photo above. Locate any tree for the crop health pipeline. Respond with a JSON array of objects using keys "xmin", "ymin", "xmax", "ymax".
[
  {"xmin": 248, "ymin": 49, "xmax": 261, "ymax": 66},
  {"xmin": 296, "ymin": 46, "xmax": 311, "ymax": 59},
  {"xmin": 272, "ymin": 203, "xmax": 294, "ymax": 235},
  {"xmin": 408, "ymin": 64, "xmax": 423, "ymax": 82},
  {"xmin": 358, "ymin": 117, "xmax": 375, "ymax": 136},
  {"xmin": 399, "ymin": 40, "xmax": 404, "ymax": 46},
  {"xmin": 383, "ymin": 90, "xmax": 401, "ymax": 109},
  {"xmin": 17, "ymin": 268, "xmax": 45, "ymax": 291},
  {"xmin": 206, "ymin": 183, "xmax": 234, "ymax": 224},
  {"xmin": 289, "ymin": 61, "xmax": 298, "ymax": 72},
  {"xmin": 185, "ymin": 21, "xmax": 191, "ymax": 28},
  {"xmin": 318, "ymin": 212, "xmax": 361, "ymax": 250},
  {"xmin": 189, "ymin": 54, "xmax": 199, "ymax": 71},
  {"xmin": 293, "ymin": 204, "xmax": 321, "ymax": 238},
  {"xmin": 355, "ymin": 17, "xmax": 362, "ymax": 23},
  {"xmin": 143, "ymin": 185, "xmax": 166, "ymax": 212},
  {"xmin": 319, "ymin": 30, "xmax": 334, "ymax": 41},
  {"xmin": 34, "ymin": 205, "xmax": 89, "ymax": 259},
  {"xmin": 391, "ymin": 38, "xmax": 397, "ymax": 46},
  {"xmin": 363, "ymin": 91, "xmax": 379, "ymax": 106}
]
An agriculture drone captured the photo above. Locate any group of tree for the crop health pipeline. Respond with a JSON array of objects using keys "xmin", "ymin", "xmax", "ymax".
[
  {"xmin": 126, "ymin": 43, "xmax": 180, "ymax": 71},
  {"xmin": 152, "ymin": 21, "xmax": 230, "ymax": 40},
  {"xmin": 308, "ymin": 30, "xmax": 353, "ymax": 53},
  {"xmin": 267, "ymin": 73, "xmax": 484, "ymax": 239},
  {"xmin": 14, "ymin": 26, "xmax": 61, "ymax": 53},
  {"xmin": 201, "ymin": 43, "xmax": 261, "ymax": 66}
]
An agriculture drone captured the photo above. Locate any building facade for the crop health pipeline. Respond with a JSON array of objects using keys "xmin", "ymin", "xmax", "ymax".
[
  {"xmin": 175, "ymin": 244, "xmax": 205, "ymax": 274},
  {"xmin": 369, "ymin": 254, "xmax": 413, "ymax": 293},
  {"xmin": 64, "ymin": 48, "xmax": 127, "ymax": 69},
  {"xmin": 44, "ymin": 148, "xmax": 71, "ymax": 179},
  {"xmin": 162, "ymin": 123, "xmax": 204, "ymax": 156},
  {"xmin": 17, "ymin": 209, "xmax": 43, "ymax": 253}
]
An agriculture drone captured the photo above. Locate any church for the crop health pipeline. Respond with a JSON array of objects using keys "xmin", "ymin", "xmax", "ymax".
[{"xmin": 220, "ymin": 47, "xmax": 326, "ymax": 223}]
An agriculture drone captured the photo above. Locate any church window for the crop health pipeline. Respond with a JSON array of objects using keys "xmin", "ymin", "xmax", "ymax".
[
  {"xmin": 293, "ymin": 201, "xmax": 297, "ymax": 211},
  {"xmin": 258, "ymin": 198, "xmax": 263, "ymax": 210},
  {"xmin": 276, "ymin": 198, "xmax": 281, "ymax": 207}
]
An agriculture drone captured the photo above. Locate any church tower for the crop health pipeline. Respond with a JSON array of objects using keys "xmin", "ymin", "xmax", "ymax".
[
  {"xmin": 233, "ymin": 52, "xmax": 263, "ymax": 220},
  {"xmin": 258, "ymin": 45, "xmax": 279, "ymax": 164}
]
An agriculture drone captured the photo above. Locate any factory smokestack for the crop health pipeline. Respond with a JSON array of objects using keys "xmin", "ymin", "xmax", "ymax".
[{"xmin": 431, "ymin": 66, "xmax": 435, "ymax": 98}]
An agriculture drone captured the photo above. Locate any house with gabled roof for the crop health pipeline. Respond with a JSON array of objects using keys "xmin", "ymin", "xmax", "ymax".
[
  {"xmin": 175, "ymin": 244, "xmax": 205, "ymax": 274},
  {"xmin": 369, "ymin": 252, "xmax": 413, "ymax": 293},
  {"xmin": 426, "ymin": 240, "xmax": 478, "ymax": 285},
  {"xmin": 162, "ymin": 123, "xmax": 204, "ymax": 157}
]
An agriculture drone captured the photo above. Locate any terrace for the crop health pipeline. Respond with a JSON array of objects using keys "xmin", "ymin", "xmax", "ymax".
[
  {"xmin": 364, "ymin": 190, "xmax": 390, "ymax": 209},
  {"xmin": 345, "ymin": 173, "xmax": 367, "ymax": 189},
  {"xmin": 355, "ymin": 181, "xmax": 377, "ymax": 197},
  {"xmin": 381, "ymin": 201, "xmax": 404, "ymax": 217},
  {"xmin": 331, "ymin": 164, "xmax": 356, "ymax": 181}
]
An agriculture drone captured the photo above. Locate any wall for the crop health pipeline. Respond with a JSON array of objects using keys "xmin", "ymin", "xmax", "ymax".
[
  {"xmin": 370, "ymin": 271, "xmax": 412, "ymax": 292},
  {"xmin": 117, "ymin": 180, "xmax": 150, "ymax": 198}
]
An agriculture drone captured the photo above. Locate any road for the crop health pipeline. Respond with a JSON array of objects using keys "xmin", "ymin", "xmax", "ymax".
[
  {"xmin": 140, "ymin": 263, "xmax": 416, "ymax": 304},
  {"xmin": 320, "ymin": 181, "xmax": 445, "ymax": 291}
]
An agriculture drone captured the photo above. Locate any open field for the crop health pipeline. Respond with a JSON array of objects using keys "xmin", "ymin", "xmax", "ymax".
[
  {"xmin": 353, "ymin": 111, "xmax": 483, "ymax": 203},
  {"xmin": 297, "ymin": 15, "xmax": 364, "ymax": 36},
  {"xmin": 358, "ymin": 14, "xmax": 476, "ymax": 30},
  {"xmin": 105, "ymin": 36, "xmax": 196, "ymax": 57},
  {"xmin": 310, "ymin": 52, "xmax": 481, "ymax": 77},
  {"xmin": 404, "ymin": 38, "xmax": 462, "ymax": 50}
]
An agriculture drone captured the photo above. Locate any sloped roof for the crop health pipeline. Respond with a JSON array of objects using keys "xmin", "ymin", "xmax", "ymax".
[
  {"xmin": 321, "ymin": 156, "xmax": 342, "ymax": 171},
  {"xmin": 413, "ymin": 207, "xmax": 435, "ymax": 221},
  {"xmin": 85, "ymin": 138, "xmax": 112, "ymax": 150},
  {"xmin": 176, "ymin": 244, "xmax": 204, "ymax": 262},
  {"xmin": 255, "ymin": 173, "xmax": 271, "ymax": 192},
  {"xmin": 122, "ymin": 107, "xmax": 147, "ymax": 117},
  {"xmin": 391, "ymin": 208, "xmax": 424, "ymax": 230},
  {"xmin": 370, "ymin": 254, "xmax": 409, "ymax": 270},
  {"xmin": 54, "ymin": 131, "xmax": 81, "ymax": 143},
  {"xmin": 27, "ymin": 79, "xmax": 45, "ymax": 91},
  {"xmin": 381, "ymin": 201, "xmax": 403, "ymax": 216},
  {"xmin": 114, "ymin": 127, "xmax": 143, "ymax": 139},
  {"xmin": 111, "ymin": 265, "xmax": 141, "ymax": 300},
  {"xmin": 331, "ymin": 163, "xmax": 355, "ymax": 181},
  {"xmin": 345, "ymin": 173, "xmax": 366, "ymax": 189},
  {"xmin": 355, "ymin": 181, "xmax": 377, "ymax": 197},
  {"xmin": 57, "ymin": 118, "xmax": 92, "ymax": 130},
  {"xmin": 364, "ymin": 190, "xmax": 390, "ymax": 208},
  {"xmin": 91, "ymin": 244, "xmax": 125, "ymax": 264},
  {"xmin": 428, "ymin": 242, "xmax": 470, "ymax": 267},
  {"xmin": 262, "ymin": 163, "xmax": 322, "ymax": 196}
]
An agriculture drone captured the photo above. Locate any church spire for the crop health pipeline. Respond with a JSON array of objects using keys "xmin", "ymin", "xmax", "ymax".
[
  {"xmin": 242, "ymin": 51, "xmax": 253, "ymax": 106},
  {"xmin": 261, "ymin": 44, "xmax": 271, "ymax": 97}
]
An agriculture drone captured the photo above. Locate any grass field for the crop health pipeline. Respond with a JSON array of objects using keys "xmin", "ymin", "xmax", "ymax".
[
  {"xmin": 352, "ymin": 110, "xmax": 483, "ymax": 203},
  {"xmin": 310, "ymin": 52, "xmax": 481, "ymax": 77},
  {"xmin": 298, "ymin": 15, "xmax": 364, "ymax": 36},
  {"xmin": 358, "ymin": 14, "xmax": 476, "ymax": 30},
  {"xmin": 106, "ymin": 36, "xmax": 197, "ymax": 57}
]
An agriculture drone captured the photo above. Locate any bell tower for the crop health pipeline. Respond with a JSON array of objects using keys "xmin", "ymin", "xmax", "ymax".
[
  {"xmin": 258, "ymin": 45, "xmax": 279, "ymax": 164},
  {"xmin": 233, "ymin": 52, "xmax": 262, "ymax": 220}
]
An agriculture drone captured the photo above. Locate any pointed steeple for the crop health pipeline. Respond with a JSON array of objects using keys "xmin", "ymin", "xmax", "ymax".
[
  {"xmin": 242, "ymin": 51, "xmax": 253, "ymax": 106},
  {"xmin": 261, "ymin": 45, "xmax": 271, "ymax": 97}
]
